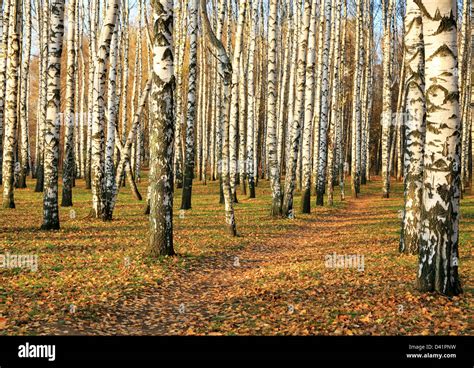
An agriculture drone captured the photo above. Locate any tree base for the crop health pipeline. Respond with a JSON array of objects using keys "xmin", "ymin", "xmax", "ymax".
[{"xmin": 40, "ymin": 222, "xmax": 60, "ymax": 230}]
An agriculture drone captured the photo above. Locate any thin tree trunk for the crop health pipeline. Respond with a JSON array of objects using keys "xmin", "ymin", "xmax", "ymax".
[
  {"xmin": 61, "ymin": 0, "xmax": 77, "ymax": 207},
  {"xmin": 181, "ymin": 0, "xmax": 199, "ymax": 210}
]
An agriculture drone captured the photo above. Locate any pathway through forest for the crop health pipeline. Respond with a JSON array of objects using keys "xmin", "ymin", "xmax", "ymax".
[{"xmin": 42, "ymin": 185, "xmax": 471, "ymax": 335}]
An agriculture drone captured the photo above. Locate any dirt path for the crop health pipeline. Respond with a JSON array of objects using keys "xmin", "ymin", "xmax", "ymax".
[{"xmin": 42, "ymin": 189, "xmax": 471, "ymax": 335}]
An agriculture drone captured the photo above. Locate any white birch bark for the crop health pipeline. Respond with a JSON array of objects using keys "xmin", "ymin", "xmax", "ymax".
[
  {"xmin": 415, "ymin": 0, "xmax": 462, "ymax": 296},
  {"xmin": 0, "ymin": 0, "xmax": 9, "ymax": 186},
  {"xmin": 399, "ymin": 0, "xmax": 425, "ymax": 255},
  {"xmin": 201, "ymin": 0, "xmax": 236, "ymax": 235},
  {"xmin": 181, "ymin": 0, "xmax": 199, "ymax": 210},
  {"xmin": 246, "ymin": 0, "xmax": 259, "ymax": 199},
  {"xmin": 381, "ymin": 0, "xmax": 394, "ymax": 198},
  {"xmin": 267, "ymin": 0, "xmax": 283, "ymax": 216},
  {"xmin": 18, "ymin": 0, "xmax": 32, "ymax": 188},
  {"xmin": 149, "ymin": 0, "xmax": 176, "ymax": 256},
  {"xmin": 61, "ymin": 0, "xmax": 77, "ymax": 207},
  {"xmin": 327, "ymin": 0, "xmax": 342, "ymax": 206},
  {"xmin": 1, "ymin": 0, "xmax": 18, "ymax": 208},
  {"xmin": 315, "ymin": 0, "xmax": 332, "ymax": 205},
  {"xmin": 228, "ymin": 0, "xmax": 247, "ymax": 203},
  {"xmin": 41, "ymin": 0, "xmax": 65, "ymax": 229},
  {"xmin": 90, "ymin": 0, "xmax": 120, "ymax": 219},
  {"xmin": 282, "ymin": 0, "xmax": 312, "ymax": 217}
]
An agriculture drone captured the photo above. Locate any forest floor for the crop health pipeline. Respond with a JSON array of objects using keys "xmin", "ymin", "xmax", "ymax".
[{"xmin": 0, "ymin": 174, "xmax": 472, "ymax": 335}]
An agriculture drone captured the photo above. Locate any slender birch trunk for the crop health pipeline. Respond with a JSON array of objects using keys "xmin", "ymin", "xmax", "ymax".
[
  {"xmin": 228, "ymin": 0, "xmax": 247, "ymax": 204},
  {"xmin": 381, "ymin": 0, "xmax": 394, "ymax": 198},
  {"xmin": 327, "ymin": 0, "xmax": 343, "ymax": 206},
  {"xmin": 181, "ymin": 0, "xmax": 199, "ymax": 210},
  {"xmin": 41, "ymin": 0, "xmax": 65, "ymax": 229},
  {"xmin": 35, "ymin": 0, "xmax": 49, "ymax": 192},
  {"xmin": 1, "ymin": 0, "xmax": 19, "ymax": 208},
  {"xmin": 61, "ymin": 0, "xmax": 77, "ymax": 207},
  {"xmin": 316, "ymin": 0, "xmax": 333, "ymax": 205},
  {"xmin": 312, "ymin": 0, "xmax": 326, "ymax": 195},
  {"xmin": 282, "ymin": 0, "xmax": 312, "ymax": 217},
  {"xmin": 103, "ymin": 17, "xmax": 120, "ymax": 220},
  {"xmin": 201, "ymin": 0, "xmax": 236, "ymax": 235},
  {"xmin": 148, "ymin": 0, "xmax": 175, "ymax": 256},
  {"xmin": 246, "ymin": 0, "xmax": 259, "ymax": 199},
  {"xmin": 18, "ymin": 0, "xmax": 32, "ymax": 188},
  {"xmin": 267, "ymin": 0, "xmax": 283, "ymax": 217},
  {"xmin": 173, "ymin": 0, "xmax": 185, "ymax": 189},
  {"xmin": 0, "ymin": 0, "xmax": 9, "ymax": 186},
  {"xmin": 90, "ymin": 0, "xmax": 120, "ymax": 219}
]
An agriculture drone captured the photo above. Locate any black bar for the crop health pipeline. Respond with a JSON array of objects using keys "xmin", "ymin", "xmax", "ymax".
[{"xmin": 0, "ymin": 336, "xmax": 472, "ymax": 366}]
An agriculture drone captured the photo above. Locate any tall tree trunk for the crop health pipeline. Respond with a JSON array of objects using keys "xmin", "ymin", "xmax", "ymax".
[
  {"xmin": 35, "ymin": 0, "xmax": 49, "ymax": 193},
  {"xmin": 181, "ymin": 0, "xmax": 199, "ymax": 210},
  {"xmin": 148, "ymin": 0, "xmax": 176, "ymax": 256},
  {"xmin": 41, "ymin": 0, "xmax": 65, "ymax": 229},
  {"xmin": 18, "ymin": 0, "xmax": 32, "ymax": 189},
  {"xmin": 1, "ymin": 0, "xmax": 19, "ymax": 208},
  {"xmin": 90, "ymin": 0, "xmax": 120, "ymax": 219},
  {"xmin": 415, "ymin": 0, "xmax": 462, "ymax": 296},
  {"xmin": 201, "ymin": 0, "xmax": 236, "ymax": 235},
  {"xmin": 246, "ymin": 0, "xmax": 259, "ymax": 199},
  {"xmin": 0, "ymin": 0, "xmax": 9, "ymax": 186},
  {"xmin": 267, "ymin": 0, "xmax": 283, "ymax": 217},
  {"xmin": 173, "ymin": 0, "xmax": 185, "ymax": 190},
  {"xmin": 228, "ymin": 0, "xmax": 247, "ymax": 204},
  {"xmin": 300, "ymin": 0, "xmax": 318, "ymax": 213},
  {"xmin": 103, "ymin": 13, "xmax": 120, "ymax": 220},
  {"xmin": 399, "ymin": 0, "xmax": 425, "ymax": 254},
  {"xmin": 381, "ymin": 0, "xmax": 394, "ymax": 198},
  {"xmin": 61, "ymin": 0, "xmax": 77, "ymax": 207},
  {"xmin": 327, "ymin": 0, "xmax": 343, "ymax": 206},
  {"xmin": 282, "ymin": 0, "xmax": 312, "ymax": 217},
  {"xmin": 316, "ymin": 0, "xmax": 333, "ymax": 205}
]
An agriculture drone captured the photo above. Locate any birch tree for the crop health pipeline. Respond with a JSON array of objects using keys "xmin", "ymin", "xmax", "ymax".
[
  {"xmin": 181, "ymin": 0, "xmax": 199, "ymax": 210},
  {"xmin": 41, "ymin": 0, "xmax": 65, "ymax": 229},
  {"xmin": 415, "ymin": 0, "xmax": 462, "ymax": 296},
  {"xmin": 315, "ymin": 0, "xmax": 333, "ymax": 206},
  {"xmin": 246, "ymin": 0, "xmax": 259, "ymax": 199},
  {"xmin": 90, "ymin": 0, "xmax": 120, "ymax": 219},
  {"xmin": 228, "ymin": 0, "xmax": 247, "ymax": 203},
  {"xmin": 399, "ymin": 0, "xmax": 425, "ymax": 254},
  {"xmin": 148, "ymin": 0, "xmax": 176, "ymax": 256},
  {"xmin": 61, "ymin": 0, "xmax": 77, "ymax": 207},
  {"xmin": 301, "ymin": 0, "xmax": 318, "ymax": 213},
  {"xmin": 327, "ymin": 0, "xmax": 343, "ymax": 206},
  {"xmin": 103, "ymin": 14, "xmax": 120, "ymax": 220},
  {"xmin": 282, "ymin": 0, "xmax": 312, "ymax": 217},
  {"xmin": 381, "ymin": 0, "xmax": 394, "ymax": 198},
  {"xmin": 18, "ymin": 0, "xmax": 32, "ymax": 189},
  {"xmin": 1, "ymin": 0, "xmax": 19, "ymax": 208},
  {"xmin": 0, "ymin": 0, "xmax": 9, "ymax": 186},
  {"xmin": 267, "ymin": 0, "xmax": 283, "ymax": 217},
  {"xmin": 201, "ymin": 0, "xmax": 236, "ymax": 235}
]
